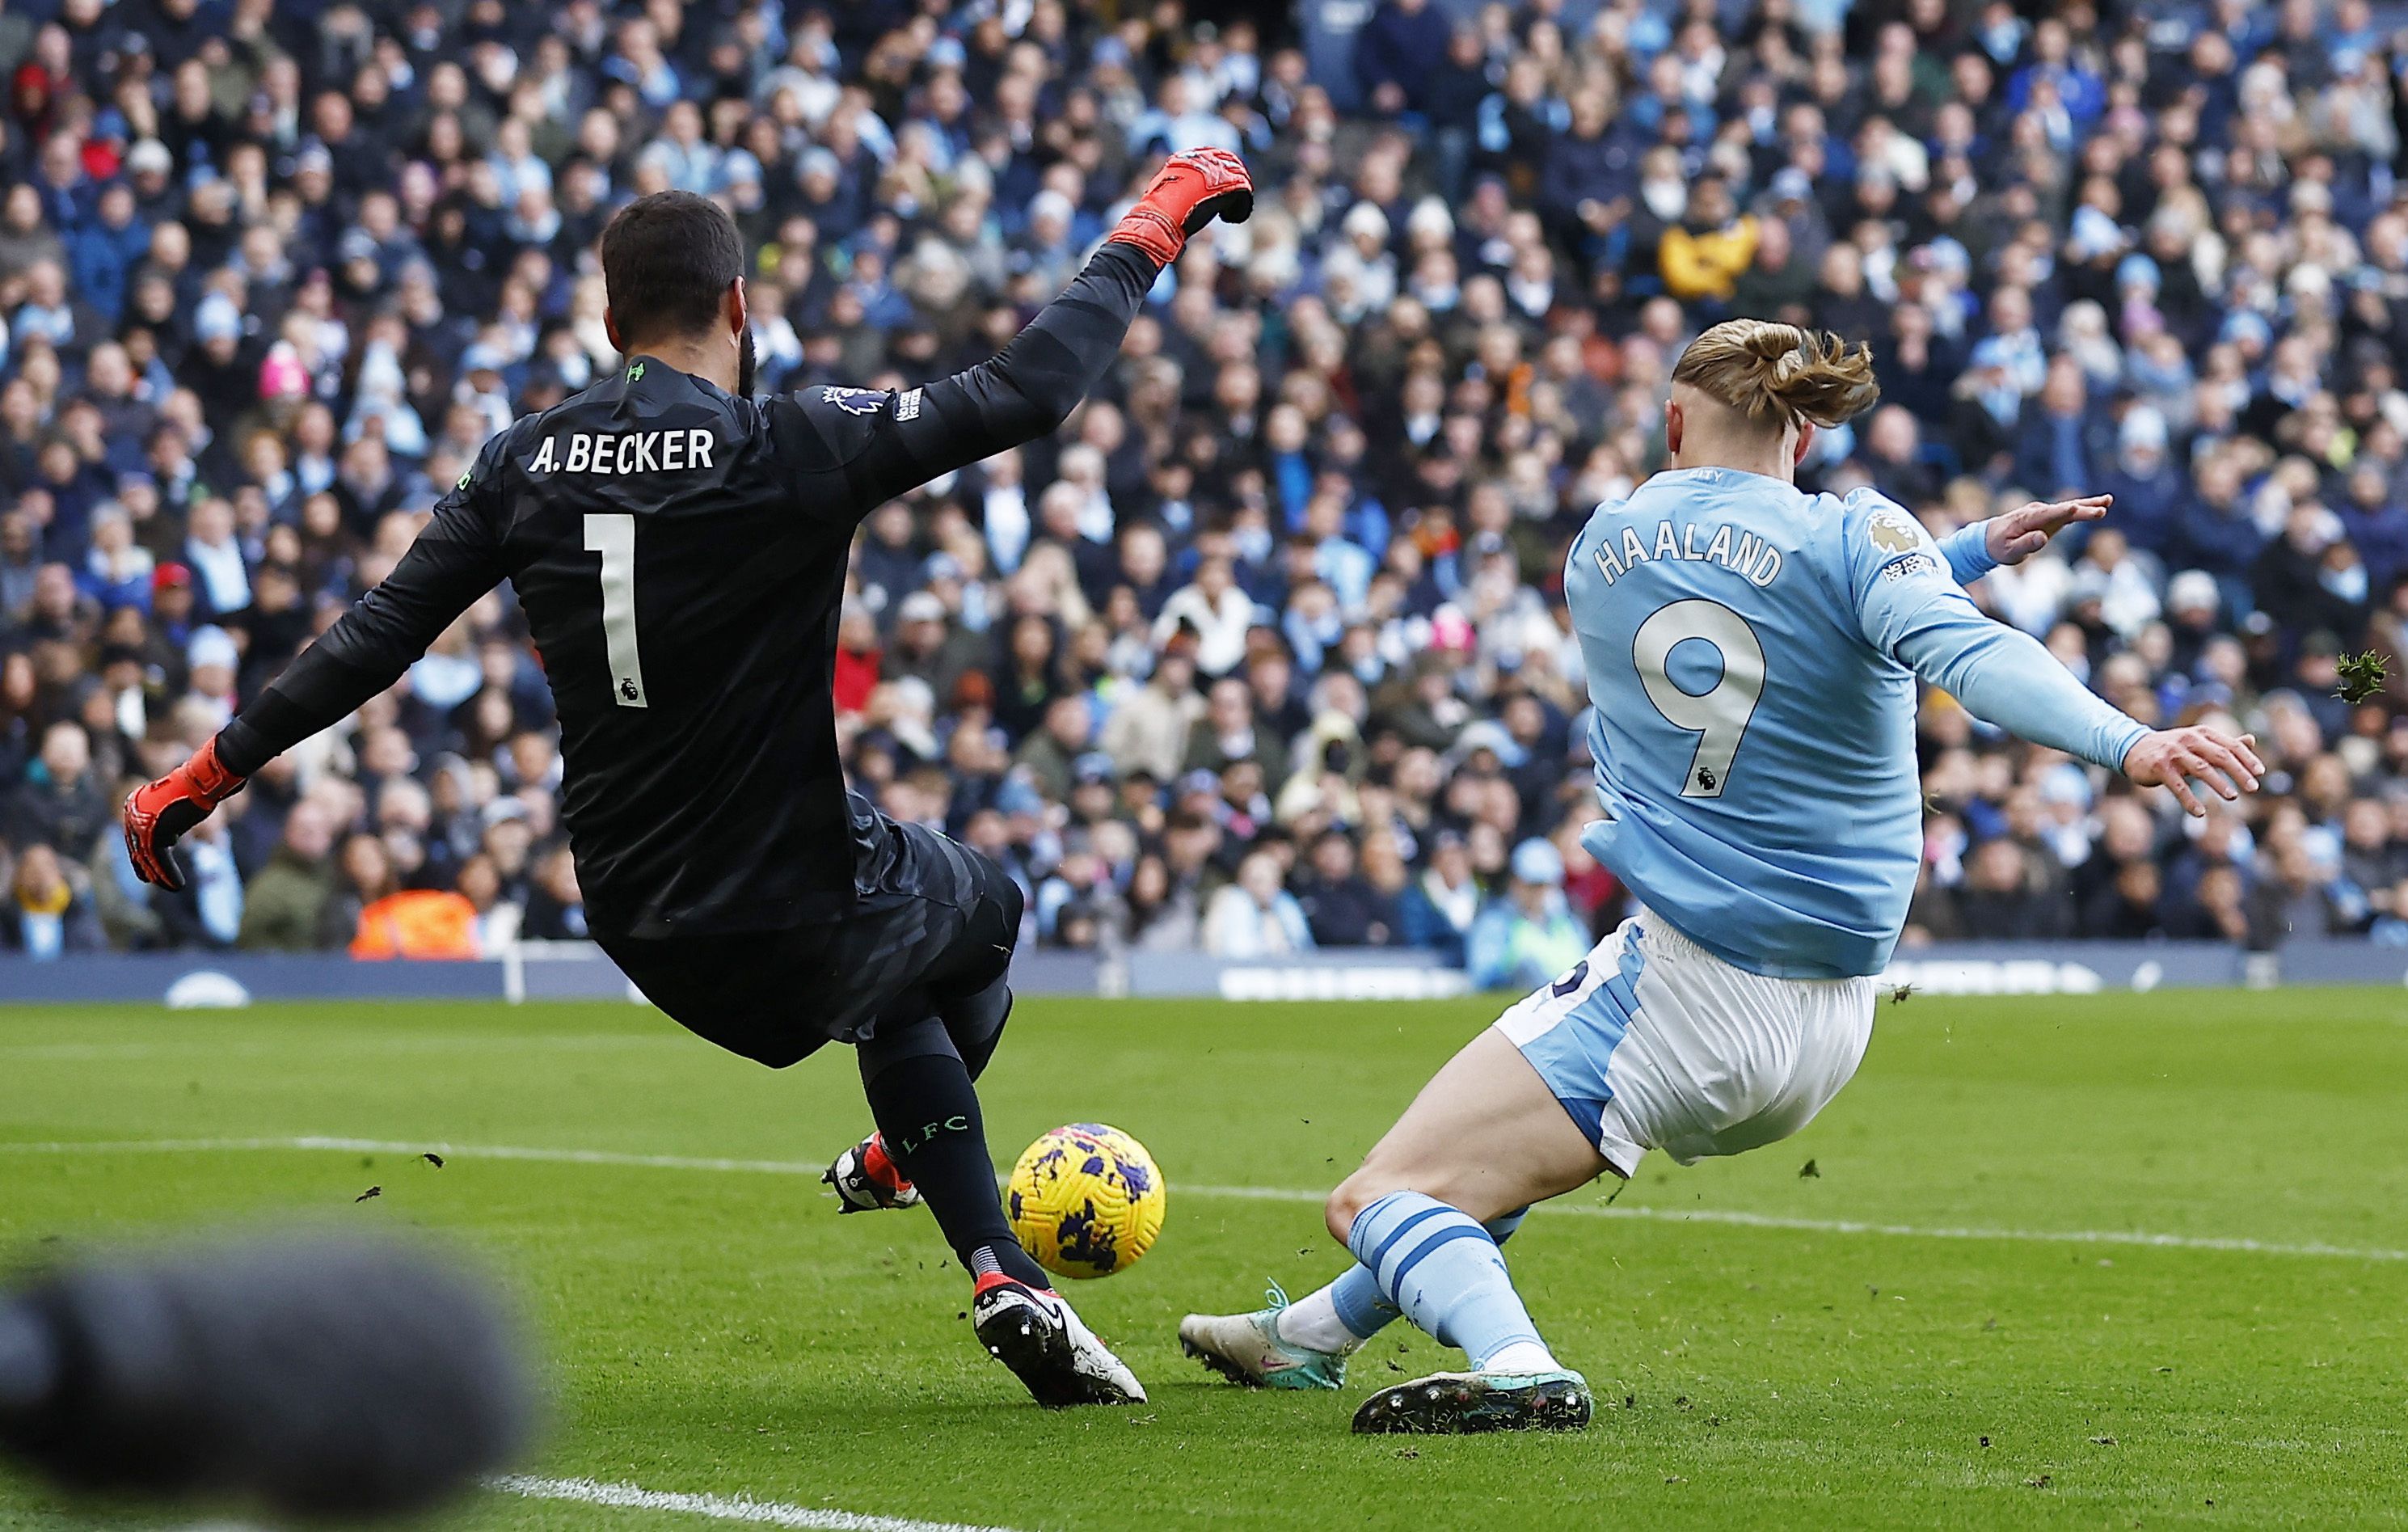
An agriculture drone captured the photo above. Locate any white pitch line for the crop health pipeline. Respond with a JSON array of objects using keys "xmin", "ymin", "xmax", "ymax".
[
  {"xmin": 492, "ymin": 1475, "xmax": 1018, "ymax": 1532},
  {"xmin": 1530, "ymin": 1201, "xmax": 2408, "ymax": 1260},
  {"xmin": 5, "ymin": 1135, "xmax": 2405, "ymax": 1264},
  {"xmin": 0, "ymin": 1136, "xmax": 820, "ymax": 1175},
  {"xmin": 0, "ymin": 1034, "xmax": 665, "ymax": 1061},
  {"xmin": 1168, "ymin": 1183, "xmax": 2408, "ymax": 1263}
]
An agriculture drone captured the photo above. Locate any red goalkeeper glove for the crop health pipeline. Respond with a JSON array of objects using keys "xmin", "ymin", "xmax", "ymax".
[
  {"xmin": 1106, "ymin": 147, "xmax": 1254, "ymax": 265},
  {"xmin": 123, "ymin": 736, "xmax": 246, "ymax": 891}
]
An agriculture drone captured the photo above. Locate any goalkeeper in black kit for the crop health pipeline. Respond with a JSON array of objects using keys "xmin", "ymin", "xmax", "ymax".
[{"xmin": 121, "ymin": 149, "xmax": 1255, "ymax": 1409}]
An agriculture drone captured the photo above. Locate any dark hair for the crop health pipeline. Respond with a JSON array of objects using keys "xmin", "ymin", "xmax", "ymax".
[{"xmin": 599, "ymin": 191, "xmax": 744, "ymax": 346}]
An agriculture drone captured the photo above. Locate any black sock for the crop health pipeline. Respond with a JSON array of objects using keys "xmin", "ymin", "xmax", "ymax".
[{"xmin": 859, "ymin": 1051, "xmax": 1050, "ymax": 1289}]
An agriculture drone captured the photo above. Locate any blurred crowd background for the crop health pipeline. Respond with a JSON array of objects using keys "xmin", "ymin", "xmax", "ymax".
[{"xmin": 6, "ymin": 0, "xmax": 2408, "ymax": 983}]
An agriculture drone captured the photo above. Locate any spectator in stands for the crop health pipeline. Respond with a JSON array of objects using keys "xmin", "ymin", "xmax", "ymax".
[
  {"xmin": 1354, "ymin": 0, "xmax": 1452, "ymax": 117},
  {"xmin": 1120, "ymin": 849, "xmax": 1201, "ymax": 953},
  {"xmin": 238, "ymin": 800, "xmax": 341, "ymax": 952},
  {"xmin": 1465, "ymin": 839, "xmax": 1587, "ymax": 992},
  {"xmin": 9, "ymin": 842, "xmax": 99, "ymax": 957},
  {"xmin": 1290, "ymin": 828, "xmax": 1396, "ymax": 947},
  {"xmin": 9, "ymin": 722, "xmax": 106, "ymax": 856},
  {"xmin": 1659, "ymin": 175, "xmax": 1758, "ymax": 306},
  {"xmin": 1398, "ymin": 829, "xmax": 1481, "ymax": 967},
  {"xmin": 1203, "ymin": 849, "xmax": 1314, "ymax": 959},
  {"xmin": 1955, "ymin": 838, "xmax": 2065, "ymax": 943}
]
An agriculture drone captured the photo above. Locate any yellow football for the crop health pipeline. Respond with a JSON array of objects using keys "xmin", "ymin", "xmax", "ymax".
[{"xmin": 1006, "ymin": 1124, "xmax": 1166, "ymax": 1279}]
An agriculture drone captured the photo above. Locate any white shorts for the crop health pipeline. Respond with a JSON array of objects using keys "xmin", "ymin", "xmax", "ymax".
[{"xmin": 1492, "ymin": 909, "xmax": 1876, "ymax": 1177}]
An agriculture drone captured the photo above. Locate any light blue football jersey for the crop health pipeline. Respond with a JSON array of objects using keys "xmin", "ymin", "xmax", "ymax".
[{"xmin": 1566, "ymin": 467, "xmax": 2145, "ymax": 981}]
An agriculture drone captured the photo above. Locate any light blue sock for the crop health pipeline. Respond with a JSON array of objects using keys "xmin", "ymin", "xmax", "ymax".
[
  {"xmin": 1328, "ymin": 1207, "xmax": 1526, "ymax": 1341},
  {"xmin": 1345, "ymin": 1192, "xmax": 1547, "ymax": 1369}
]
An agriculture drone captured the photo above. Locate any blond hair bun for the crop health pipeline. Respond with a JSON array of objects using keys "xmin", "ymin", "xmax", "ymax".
[{"xmin": 1673, "ymin": 319, "xmax": 1880, "ymax": 430}]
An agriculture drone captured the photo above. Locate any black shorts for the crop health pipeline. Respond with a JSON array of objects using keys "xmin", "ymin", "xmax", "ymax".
[{"xmin": 600, "ymin": 818, "xmax": 1023, "ymax": 1069}]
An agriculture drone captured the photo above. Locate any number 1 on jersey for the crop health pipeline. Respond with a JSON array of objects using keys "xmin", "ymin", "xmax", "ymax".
[
  {"xmin": 1634, "ymin": 599, "xmax": 1764, "ymax": 799},
  {"xmin": 584, "ymin": 513, "xmax": 649, "ymax": 709}
]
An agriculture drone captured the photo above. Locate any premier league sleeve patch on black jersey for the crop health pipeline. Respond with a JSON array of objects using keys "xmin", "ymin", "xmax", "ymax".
[{"xmin": 818, "ymin": 386, "xmax": 888, "ymax": 416}]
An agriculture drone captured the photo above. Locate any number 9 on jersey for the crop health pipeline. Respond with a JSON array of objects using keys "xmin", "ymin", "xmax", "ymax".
[{"xmin": 1634, "ymin": 599, "xmax": 1765, "ymax": 800}]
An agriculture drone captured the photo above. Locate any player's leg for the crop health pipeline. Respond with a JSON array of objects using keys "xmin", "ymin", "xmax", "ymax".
[
  {"xmin": 1336, "ymin": 943, "xmax": 1653, "ymax": 1433},
  {"xmin": 829, "ymin": 834, "xmax": 1028, "ymax": 1280},
  {"xmin": 852, "ymin": 1008, "xmax": 1043, "ymax": 1286},
  {"xmin": 824, "ymin": 852, "xmax": 1020, "ymax": 1209},
  {"xmin": 602, "ymin": 913, "xmax": 1015, "ymax": 1248},
  {"xmin": 1177, "ymin": 1205, "xmax": 1529, "ymax": 1391},
  {"xmin": 825, "ymin": 825, "xmax": 1141, "ymax": 1407},
  {"xmin": 851, "ymin": 1011, "xmax": 1141, "ymax": 1407},
  {"xmin": 1331, "ymin": 1023, "xmax": 1612, "ymax": 1432},
  {"xmin": 1181, "ymin": 1018, "xmax": 1607, "ymax": 1396},
  {"xmin": 1179, "ymin": 1034, "xmax": 1609, "ymax": 1411},
  {"xmin": 600, "ymin": 880, "xmax": 1133, "ymax": 1407},
  {"xmin": 1179, "ymin": 980, "xmax": 1562, "ymax": 1384},
  {"xmin": 1327, "ymin": 1027, "xmax": 1617, "ymax": 1231},
  {"xmin": 933, "ymin": 854, "xmax": 1023, "ymax": 1083},
  {"xmin": 1190, "ymin": 912, "xmax": 1877, "ymax": 1429},
  {"xmin": 1183, "ymin": 934, "xmax": 1642, "ymax": 1430},
  {"xmin": 1342, "ymin": 918, "xmax": 1875, "ymax": 1433}
]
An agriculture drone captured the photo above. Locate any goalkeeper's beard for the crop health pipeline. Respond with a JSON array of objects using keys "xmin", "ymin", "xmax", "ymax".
[{"xmin": 736, "ymin": 327, "xmax": 756, "ymax": 399}]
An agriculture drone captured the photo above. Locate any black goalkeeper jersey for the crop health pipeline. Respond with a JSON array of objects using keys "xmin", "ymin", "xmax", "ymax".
[{"xmin": 215, "ymin": 243, "xmax": 1160, "ymax": 939}]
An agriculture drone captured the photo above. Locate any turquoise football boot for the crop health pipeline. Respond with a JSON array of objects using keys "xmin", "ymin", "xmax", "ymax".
[{"xmin": 1178, "ymin": 1283, "xmax": 1351, "ymax": 1391}]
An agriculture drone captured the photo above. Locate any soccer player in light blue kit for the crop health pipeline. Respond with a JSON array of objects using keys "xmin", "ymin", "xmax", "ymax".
[{"xmin": 1180, "ymin": 320, "xmax": 2264, "ymax": 1433}]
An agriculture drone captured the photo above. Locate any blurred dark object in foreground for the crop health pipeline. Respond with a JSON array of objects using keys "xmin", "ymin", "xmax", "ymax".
[{"xmin": 0, "ymin": 1232, "xmax": 530, "ymax": 1520}]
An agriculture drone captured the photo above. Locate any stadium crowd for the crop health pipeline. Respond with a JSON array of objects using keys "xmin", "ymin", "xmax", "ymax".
[{"xmin": 5, "ymin": 0, "xmax": 2408, "ymax": 980}]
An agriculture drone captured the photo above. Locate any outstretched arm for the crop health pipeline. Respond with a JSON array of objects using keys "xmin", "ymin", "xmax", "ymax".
[
  {"xmin": 1849, "ymin": 494, "xmax": 2261, "ymax": 817},
  {"xmin": 1891, "ymin": 600, "xmax": 2145, "ymax": 770},
  {"xmin": 787, "ymin": 148, "xmax": 1254, "ymax": 513},
  {"xmin": 217, "ymin": 480, "xmax": 508, "ymax": 776},
  {"xmin": 1893, "ymin": 607, "xmax": 2261, "ymax": 816},
  {"xmin": 1937, "ymin": 493, "xmax": 2112, "ymax": 585},
  {"xmin": 820, "ymin": 243, "xmax": 1164, "ymax": 510},
  {"xmin": 124, "ymin": 458, "xmax": 509, "ymax": 888}
]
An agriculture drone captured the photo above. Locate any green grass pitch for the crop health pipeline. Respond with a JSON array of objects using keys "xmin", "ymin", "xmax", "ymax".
[{"xmin": 0, "ymin": 988, "xmax": 2405, "ymax": 1529}]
